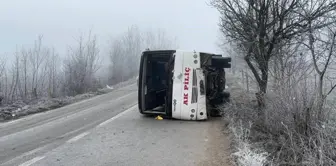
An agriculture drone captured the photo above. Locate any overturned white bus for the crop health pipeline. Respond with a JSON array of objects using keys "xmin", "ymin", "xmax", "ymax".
[{"xmin": 137, "ymin": 50, "xmax": 231, "ymax": 120}]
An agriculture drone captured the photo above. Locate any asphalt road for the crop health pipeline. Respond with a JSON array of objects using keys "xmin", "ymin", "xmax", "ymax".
[{"xmin": 0, "ymin": 83, "xmax": 231, "ymax": 166}]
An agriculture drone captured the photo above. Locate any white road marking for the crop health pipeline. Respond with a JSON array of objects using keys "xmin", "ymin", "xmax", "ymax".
[
  {"xmin": 66, "ymin": 132, "xmax": 90, "ymax": 143},
  {"xmin": 2, "ymin": 104, "xmax": 136, "ymax": 165},
  {"xmin": 18, "ymin": 156, "xmax": 45, "ymax": 166},
  {"xmin": 20, "ymin": 146, "xmax": 46, "ymax": 158},
  {"xmin": 1, "ymin": 145, "xmax": 48, "ymax": 165},
  {"xmin": 97, "ymin": 104, "xmax": 138, "ymax": 128},
  {"xmin": 0, "ymin": 83, "xmax": 136, "ymax": 128},
  {"xmin": 4, "ymin": 104, "xmax": 137, "ymax": 165},
  {"xmin": 108, "ymin": 93, "xmax": 135, "ymax": 103},
  {"xmin": 0, "ymin": 92, "xmax": 137, "ymax": 142},
  {"xmin": 58, "ymin": 121, "xmax": 96, "ymax": 139}
]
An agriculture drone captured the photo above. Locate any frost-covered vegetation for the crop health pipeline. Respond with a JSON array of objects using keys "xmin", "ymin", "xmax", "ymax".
[
  {"xmin": 0, "ymin": 77, "xmax": 136, "ymax": 122},
  {"xmin": 0, "ymin": 25, "xmax": 177, "ymax": 121},
  {"xmin": 212, "ymin": 0, "xmax": 336, "ymax": 165}
]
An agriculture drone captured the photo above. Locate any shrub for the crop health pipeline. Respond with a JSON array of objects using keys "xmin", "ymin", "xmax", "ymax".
[{"xmin": 222, "ymin": 73, "xmax": 336, "ymax": 166}]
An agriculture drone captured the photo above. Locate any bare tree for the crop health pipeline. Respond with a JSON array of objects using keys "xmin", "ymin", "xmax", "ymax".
[
  {"xmin": 0, "ymin": 57, "xmax": 6, "ymax": 105},
  {"xmin": 0, "ymin": 38, "xmax": 53, "ymax": 103},
  {"xmin": 63, "ymin": 31, "xmax": 101, "ymax": 96},
  {"xmin": 9, "ymin": 52, "xmax": 23, "ymax": 102},
  {"xmin": 109, "ymin": 37, "xmax": 126, "ymax": 84},
  {"xmin": 29, "ymin": 35, "xmax": 47, "ymax": 99},
  {"xmin": 108, "ymin": 26, "xmax": 178, "ymax": 85},
  {"xmin": 269, "ymin": 38, "xmax": 313, "ymax": 89},
  {"xmin": 0, "ymin": 32, "xmax": 101, "ymax": 105},
  {"xmin": 211, "ymin": 0, "xmax": 336, "ymax": 106},
  {"xmin": 0, "ymin": 58, "xmax": 5, "ymax": 78},
  {"xmin": 20, "ymin": 48, "xmax": 29, "ymax": 101},
  {"xmin": 303, "ymin": 21, "xmax": 336, "ymax": 121},
  {"xmin": 122, "ymin": 25, "xmax": 142, "ymax": 78},
  {"xmin": 143, "ymin": 28, "xmax": 178, "ymax": 50},
  {"xmin": 46, "ymin": 48, "xmax": 59, "ymax": 98}
]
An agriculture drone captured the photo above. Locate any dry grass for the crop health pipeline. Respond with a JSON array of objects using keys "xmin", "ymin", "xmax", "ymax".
[{"xmin": 222, "ymin": 72, "xmax": 336, "ymax": 166}]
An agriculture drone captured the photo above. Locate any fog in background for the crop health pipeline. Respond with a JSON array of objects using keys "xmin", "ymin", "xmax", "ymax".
[
  {"xmin": 0, "ymin": 0, "xmax": 222, "ymax": 64},
  {"xmin": 0, "ymin": 0, "xmax": 225, "ymax": 107}
]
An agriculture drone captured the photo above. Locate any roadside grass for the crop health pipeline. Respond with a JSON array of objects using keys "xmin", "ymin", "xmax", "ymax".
[{"xmin": 222, "ymin": 72, "xmax": 336, "ymax": 166}]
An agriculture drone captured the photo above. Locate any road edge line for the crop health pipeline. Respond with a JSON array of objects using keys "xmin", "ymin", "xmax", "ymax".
[
  {"xmin": 18, "ymin": 156, "xmax": 45, "ymax": 166},
  {"xmin": 66, "ymin": 132, "xmax": 90, "ymax": 143},
  {"xmin": 0, "ymin": 92, "xmax": 137, "ymax": 142},
  {"xmin": 0, "ymin": 83, "xmax": 136, "ymax": 128},
  {"xmin": 97, "ymin": 104, "xmax": 138, "ymax": 128}
]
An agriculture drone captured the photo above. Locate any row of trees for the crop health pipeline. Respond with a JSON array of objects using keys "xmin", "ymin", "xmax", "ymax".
[
  {"xmin": 212, "ymin": 0, "xmax": 336, "ymax": 122},
  {"xmin": 0, "ymin": 36, "xmax": 61, "ymax": 104},
  {"xmin": 212, "ymin": 0, "xmax": 336, "ymax": 164},
  {"xmin": 63, "ymin": 31, "xmax": 101, "ymax": 96},
  {"xmin": 108, "ymin": 25, "xmax": 178, "ymax": 84},
  {"xmin": 0, "ymin": 26, "xmax": 177, "ymax": 105}
]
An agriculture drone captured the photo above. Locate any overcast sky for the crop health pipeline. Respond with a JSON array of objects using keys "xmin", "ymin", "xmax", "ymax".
[{"xmin": 0, "ymin": 0, "xmax": 222, "ymax": 61}]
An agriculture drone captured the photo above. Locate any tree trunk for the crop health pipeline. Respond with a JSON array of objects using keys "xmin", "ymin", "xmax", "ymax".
[
  {"xmin": 317, "ymin": 75, "xmax": 324, "ymax": 122},
  {"xmin": 260, "ymin": 68, "xmax": 268, "ymax": 94},
  {"xmin": 4, "ymin": 71, "xmax": 8, "ymax": 104},
  {"xmin": 246, "ymin": 70, "xmax": 249, "ymax": 92},
  {"xmin": 244, "ymin": 50, "xmax": 268, "ymax": 108}
]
